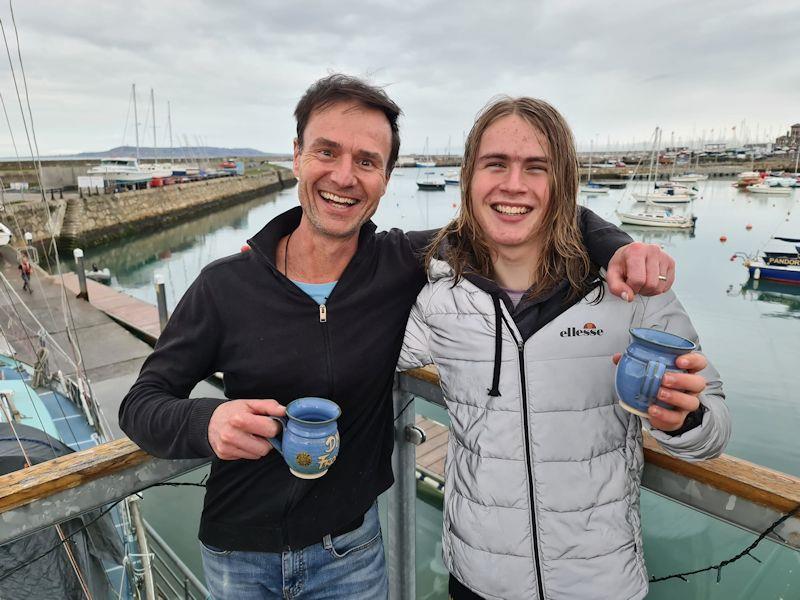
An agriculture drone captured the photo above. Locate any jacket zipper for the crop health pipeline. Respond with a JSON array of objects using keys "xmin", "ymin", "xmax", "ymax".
[
  {"xmin": 319, "ymin": 303, "xmax": 335, "ymax": 398},
  {"xmin": 500, "ymin": 313, "xmax": 546, "ymax": 600}
]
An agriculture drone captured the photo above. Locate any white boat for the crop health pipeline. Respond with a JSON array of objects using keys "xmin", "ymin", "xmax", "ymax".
[
  {"xmin": 616, "ymin": 127, "xmax": 695, "ymax": 229},
  {"xmin": 746, "ymin": 183, "xmax": 792, "ymax": 195},
  {"xmin": 415, "ymin": 160, "xmax": 436, "ymax": 168},
  {"xmin": 616, "ymin": 206, "xmax": 695, "ymax": 228},
  {"xmin": 85, "ymin": 266, "xmax": 111, "ymax": 283},
  {"xmin": 444, "ymin": 171, "xmax": 460, "ymax": 185},
  {"xmin": 0, "ymin": 222, "xmax": 12, "ymax": 246},
  {"xmin": 763, "ymin": 176, "xmax": 796, "ymax": 188},
  {"xmin": 142, "ymin": 163, "xmax": 174, "ymax": 179},
  {"xmin": 580, "ymin": 183, "xmax": 609, "ymax": 194},
  {"xmin": 735, "ymin": 171, "xmax": 762, "ymax": 188},
  {"xmin": 88, "ymin": 157, "xmax": 153, "ymax": 185},
  {"xmin": 632, "ymin": 190, "xmax": 693, "ymax": 204},
  {"xmin": 671, "ymin": 173, "xmax": 708, "ymax": 183}
]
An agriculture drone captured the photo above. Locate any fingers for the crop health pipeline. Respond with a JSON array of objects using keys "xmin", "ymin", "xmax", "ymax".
[
  {"xmin": 642, "ymin": 246, "xmax": 662, "ymax": 294},
  {"xmin": 621, "ymin": 243, "xmax": 647, "ymax": 297},
  {"xmin": 604, "ymin": 248, "xmax": 630, "ymax": 301},
  {"xmin": 674, "ymin": 353, "xmax": 707, "ymax": 373},
  {"xmin": 229, "ymin": 411, "xmax": 283, "ymax": 439},
  {"xmin": 656, "ymin": 387, "xmax": 701, "ymax": 412},
  {"xmin": 208, "ymin": 399, "xmax": 286, "ymax": 461},
  {"xmin": 214, "ymin": 431, "xmax": 274, "ymax": 461},
  {"xmin": 246, "ymin": 399, "xmax": 287, "ymax": 417},
  {"xmin": 658, "ymin": 253, "xmax": 676, "ymax": 294},
  {"xmin": 662, "ymin": 371, "xmax": 706, "ymax": 394},
  {"xmin": 648, "ymin": 405, "xmax": 689, "ymax": 432},
  {"xmin": 611, "ymin": 352, "xmax": 621, "ymax": 365}
]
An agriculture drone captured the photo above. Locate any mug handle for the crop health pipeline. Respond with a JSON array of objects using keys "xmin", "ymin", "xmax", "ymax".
[
  {"xmin": 641, "ymin": 360, "xmax": 666, "ymax": 403},
  {"xmin": 266, "ymin": 416, "xmax": 287, "ymax": 455}
]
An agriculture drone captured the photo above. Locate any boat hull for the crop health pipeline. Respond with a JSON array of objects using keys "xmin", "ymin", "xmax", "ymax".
[
  {"xmin": 417, "ymin": 183, "xmax": 446, "ymax": 191},
  {"xmin": 747, "ymin": 261, "xmax": 800, "ymax": 285},
  {"xmin": 617, "ymin": 211, "xmax": 695, "ymax": 229}
]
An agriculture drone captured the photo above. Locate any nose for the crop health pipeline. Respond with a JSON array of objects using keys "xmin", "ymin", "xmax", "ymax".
[
  {"xmin": 498, "ymin": 164, "xmax": 527, "ymax": 194},
  {"xmin": 330, "ymin": 157, "xmax": 356, "ymax": 188}
]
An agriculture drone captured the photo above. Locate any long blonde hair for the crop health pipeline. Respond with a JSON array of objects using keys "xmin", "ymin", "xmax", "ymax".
[{"xmin": 426, "ymin": 96, "xmax": 595, "ymax": 301}]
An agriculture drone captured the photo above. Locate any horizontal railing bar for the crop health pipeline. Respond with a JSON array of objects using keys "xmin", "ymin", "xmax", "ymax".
[{"xmin": 0, "ymin": 438, "xmax": 207, "ymax": 544}]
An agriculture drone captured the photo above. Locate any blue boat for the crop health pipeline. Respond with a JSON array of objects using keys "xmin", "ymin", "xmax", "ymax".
[{"xmin": 745, "ymin": 259, "xmax": 800, "ymax": 284}]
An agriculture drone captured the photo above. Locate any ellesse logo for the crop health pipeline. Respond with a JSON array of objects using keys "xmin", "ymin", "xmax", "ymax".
[{"xmin": 560, "ymin": 322, "xmax": 604, "ymax": 337}]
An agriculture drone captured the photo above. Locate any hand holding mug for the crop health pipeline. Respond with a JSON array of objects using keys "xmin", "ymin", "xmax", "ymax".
[
  {"xmin": 613, "ymin": 351, "xmax": 706, "ymax": 431},
  {"xmin": 208, "ymin": 399, "xmax": 286, "ymax": 460}
]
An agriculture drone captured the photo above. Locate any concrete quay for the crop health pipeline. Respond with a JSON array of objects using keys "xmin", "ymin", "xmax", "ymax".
[{"xmin": 0, "ymin": 246, "xmax": 224, "ymax": 439}]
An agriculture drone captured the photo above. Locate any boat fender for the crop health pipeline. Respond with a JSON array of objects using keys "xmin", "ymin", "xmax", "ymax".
[
  {"xmin": 719, "ymin": 236, "xmax": 727, "ymax": 242},
  {"xmin": 754, "ymin": 268, "xmax": 760, "ymax": 280}
]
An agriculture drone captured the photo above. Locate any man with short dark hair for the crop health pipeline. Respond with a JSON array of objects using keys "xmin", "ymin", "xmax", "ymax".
[{"xmin": 120, "ymin": 74, "xmax": 675, "ymax": 599}]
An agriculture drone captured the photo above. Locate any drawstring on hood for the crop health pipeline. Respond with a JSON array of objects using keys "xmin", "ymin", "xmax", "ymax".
[{"xmin": 488, "ymin": 294, "xmax": 503, "ymax": 397}]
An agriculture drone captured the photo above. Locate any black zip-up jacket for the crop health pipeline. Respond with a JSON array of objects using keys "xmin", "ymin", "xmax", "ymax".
[{"xmin": 119, "ymin": 205, "xmax": 632, "ymax": 552}]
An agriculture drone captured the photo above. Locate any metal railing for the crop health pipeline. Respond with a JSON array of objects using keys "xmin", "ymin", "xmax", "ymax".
[
  {"xmin": 387, "ymin": 369, "xmax": 800, "ymax": 599},
  {"xmin": 144, "ymin": 520, "xmax": 209, "ymax": 600},
  {"xmin": 0, "ymin": 371, "xmax": 797, "ymax": 599}
]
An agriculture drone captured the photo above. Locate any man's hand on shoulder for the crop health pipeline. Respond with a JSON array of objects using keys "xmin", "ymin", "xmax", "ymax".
[
  {"xmin": 606, "ymin": 241, "xmax": 675, "ymax": 301},
  {"xmin": 208, "ymin": 399, "xmax": 286, "ymax": 460}
]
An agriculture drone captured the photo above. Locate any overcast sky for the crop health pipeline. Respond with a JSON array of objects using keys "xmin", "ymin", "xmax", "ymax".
[{"xmin": 0, "ymin": 0, "xmax": 798, "ymax": 157}]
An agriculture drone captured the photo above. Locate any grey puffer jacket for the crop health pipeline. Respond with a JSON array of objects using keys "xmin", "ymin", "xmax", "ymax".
[{"xmin": 398, "ymin": 259, "xmax": 731, "ymax": 600}]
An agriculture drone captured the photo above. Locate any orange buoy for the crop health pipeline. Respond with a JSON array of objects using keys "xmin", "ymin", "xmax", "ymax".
[
  {"xmin": 719, "ymin": 235, "xmax": 727, "ymax": 242},
  {"xmin": 240, "ymin": 244, "xmax": 251, "ymax": 252},
  {"xmin": 745, "ymin": 224, "xmax": 752, "ymax": 230}
]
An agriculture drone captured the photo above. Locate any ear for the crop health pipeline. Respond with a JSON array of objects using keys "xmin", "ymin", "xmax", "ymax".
[{"xmin": 292, "ymin": 139, "xmax": 301, "ymax": 178}]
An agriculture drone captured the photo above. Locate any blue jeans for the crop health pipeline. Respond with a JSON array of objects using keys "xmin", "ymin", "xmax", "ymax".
[{"xmin": 200, "ymin": 503, "xmax": 387, "ymax": 599}]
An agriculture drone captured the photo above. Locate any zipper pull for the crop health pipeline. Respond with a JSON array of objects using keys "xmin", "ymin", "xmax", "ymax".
[{"xmin": 319, "ymin": 304, "xmax": 327, "ymax": 323}]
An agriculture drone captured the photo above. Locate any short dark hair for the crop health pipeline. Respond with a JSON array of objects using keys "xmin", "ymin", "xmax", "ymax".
[{"xmin": 294, "ymin": 74, "xmax": 402, "ymax": 174}]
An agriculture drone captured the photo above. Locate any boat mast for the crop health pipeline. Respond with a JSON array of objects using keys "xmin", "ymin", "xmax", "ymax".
[
  {"xmin": 132, "ymin": 83, "xmax": 140, "ymax": 161},
  {"xmin": 167, "ymin": 101, "xmax": 173, "ymax": 161},
  {"xmin": 588, "ymin": 138, "xmax": 593, "ymax": 184},
  {"xmin": 151, "ymin": 88, "xmax": 157, "ymax": 164},
  {"xmin": 794, "ymin": 139, "xmax": 799, "ymax": 175}
]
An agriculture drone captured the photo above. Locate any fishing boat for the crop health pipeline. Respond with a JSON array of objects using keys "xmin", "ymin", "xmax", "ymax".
[
  {"xmin": 740, "ymin": 258, "xmax": 800, "ymax": 284},
  {"xmin": 763, "ymin": 236, "xmax": 800, "ymax": 264},
  {"xmin": 416, "ymin": 177, "xmax": 446, "ymax": 191},
  {"xmin": 746, "ymin": 183, "xmax": 792, "ymax": 195}
]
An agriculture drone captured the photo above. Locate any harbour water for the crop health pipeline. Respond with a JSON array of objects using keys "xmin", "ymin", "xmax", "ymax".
[{"xmin": 83, "ymin": 170, "xmax": 798, "ymax": 598}]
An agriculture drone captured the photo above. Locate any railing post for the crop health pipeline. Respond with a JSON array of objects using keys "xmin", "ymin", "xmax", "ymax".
[
  {"xmin": 154, "ymin": 273, "xmax": 169, "ymax": 331},
  {"xmin": 73, "ymin": 248, "xmax": 89, "ymax": 301},
  {"xmin": 388, "ymin": 377, "xmax": 415, "ymax": 600}
]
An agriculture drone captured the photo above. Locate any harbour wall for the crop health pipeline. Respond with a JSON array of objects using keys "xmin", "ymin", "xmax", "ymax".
[{"xmin": 1, "ymin": 166, "xmax": 296, "ymax": 250}]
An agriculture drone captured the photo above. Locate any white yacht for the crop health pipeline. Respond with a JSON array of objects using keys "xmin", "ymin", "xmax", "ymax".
[
  {"xmin": 746, "ymin": 183, "xmax": 792, "ymax": 195},
  {"xmin": 671, "ymin": 173, "xmax": 708, "ymax": 183},
  {"xmin": 87, "ymin": 157, "xmax": 153, "ymax": 186},
  {"xmin": 616, "ymin": 205, "xmax": 695, "ymax": 228}
]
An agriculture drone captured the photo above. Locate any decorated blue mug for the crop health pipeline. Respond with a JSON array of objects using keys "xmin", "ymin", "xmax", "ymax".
[
  {"xmin": 269, "ymin": 397, "xmax": 341, "ymax": 479},
  {"xmin": 615, "ymin": 328, "xmax": 696, "ymax": 419}
]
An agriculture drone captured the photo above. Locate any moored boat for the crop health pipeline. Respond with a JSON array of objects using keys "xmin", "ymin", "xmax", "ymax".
[
  {"xmin": 735, "ymin": 171, "xmax": 762, "ymax": 188},
  {"xmin": 746, "ymin": 183, "xmax": 792, "ymax": 195},
  {"xmin": 88, "ymin": 157, "xmax": 153, "ymax": 186}
]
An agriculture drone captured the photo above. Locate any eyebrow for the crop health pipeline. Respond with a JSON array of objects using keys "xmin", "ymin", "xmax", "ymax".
[
  {"xmin": 310, "ymin": 137, "xmax": 384, "ymax": 166},
  {"xmin": 478, "ymin": 152, "xmax": 549, "ymax": 163}
]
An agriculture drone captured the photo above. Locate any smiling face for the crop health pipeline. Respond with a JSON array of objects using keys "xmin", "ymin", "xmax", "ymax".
[
  {"xmin": 293, "ymin": 100, "xmax": 392, "ymax": 240},
  {"xmin": 469, "ymin": 114, "xmax": 551, "ymax": 255}
]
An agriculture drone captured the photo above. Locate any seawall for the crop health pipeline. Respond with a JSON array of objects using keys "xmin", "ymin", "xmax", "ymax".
[{"xmin": 1, "ymin": 166, "xmax": 296, "ymax": 251}]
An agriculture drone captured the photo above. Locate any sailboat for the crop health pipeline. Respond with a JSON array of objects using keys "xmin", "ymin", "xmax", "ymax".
[
  {"xmin": 617, "ymin": 127, "xmax": 696, "ymax": 229},
  {"xmin": 580, "ymin": 139, "xmax": 609, "ymax": 194},
  {"xmin": 87, "ymin": 84, "xmax": 153, "ymax": 188},
  {"xmin": 416, "ymin": 137, "xmax": 436, "ymax": 168},
  {"xmin": 141, "ymin": 88, "xmax": 173, "ymax": 181}
]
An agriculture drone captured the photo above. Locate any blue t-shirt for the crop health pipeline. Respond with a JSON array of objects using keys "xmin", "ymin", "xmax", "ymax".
[{"xmin": 292, "ymin": 279, "xmax": 337, "ymax": 305}]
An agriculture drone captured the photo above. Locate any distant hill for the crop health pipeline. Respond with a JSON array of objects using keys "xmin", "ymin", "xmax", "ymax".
[{"xmin": 71, "ymin": 146, "xmax": 287, "ymax": 159}]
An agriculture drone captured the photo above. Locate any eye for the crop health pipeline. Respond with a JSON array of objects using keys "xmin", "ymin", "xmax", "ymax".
[
  {"xmin": 358, "ymin": 159, "xmax": 374, "ymax": 168},
  {"xmin": 318, "ymin": 149, "xmax": 334, "ymax": 158},
  {"xmin": 486, "ymin": 162, "xmax": 505, "ymax": 169}
]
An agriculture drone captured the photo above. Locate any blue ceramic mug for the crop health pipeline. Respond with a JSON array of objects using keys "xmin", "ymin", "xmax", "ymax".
[
  {"xmin": 268, "ymin": 397, "xmax": 341, "ymax": 479},
  {"xmin": 615, "ymin": 328, "xmax": 696, "ymax": 418}
]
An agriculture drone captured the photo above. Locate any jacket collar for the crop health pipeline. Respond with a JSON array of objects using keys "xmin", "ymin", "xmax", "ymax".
[{"xmin": 246, "ymin": 206, "xmax": 379, "ymax": 275}]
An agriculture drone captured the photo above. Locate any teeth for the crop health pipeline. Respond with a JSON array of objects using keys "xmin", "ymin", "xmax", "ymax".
[
  {"xmin": 320, "ymin": 191, "xmax": 358, "ymax": 205},
  {"xmin": 492, "ymin": 204, "xmax": 532, "ymax": 215}
]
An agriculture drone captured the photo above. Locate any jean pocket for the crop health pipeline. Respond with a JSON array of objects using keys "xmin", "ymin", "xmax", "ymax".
[
  {"xmin": 200, "ymin": 540, "xmax": 232, "ymax": 557},
  {"xmin": 325, "ymin": 510, "xmax": 382, "ymax": 559}
]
